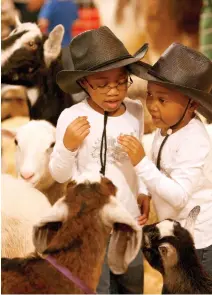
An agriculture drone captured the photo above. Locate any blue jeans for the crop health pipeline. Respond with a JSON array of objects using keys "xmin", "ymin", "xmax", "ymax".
[
  {"xmin": 196, "ymin": 244, "xmax": 212, "ymax": 275},
  {"xmin": 97, "ymin": 248, "xmax": 143, "ymax": 294}
]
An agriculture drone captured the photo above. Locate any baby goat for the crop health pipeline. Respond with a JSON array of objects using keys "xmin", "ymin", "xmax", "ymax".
[
  {"xmin": 2, "ymin": 173, "xmax": 142, "ymax": 294},
  {"xmin": 142, "ymin": 206, "xmax": 212, "ymax": 294}
]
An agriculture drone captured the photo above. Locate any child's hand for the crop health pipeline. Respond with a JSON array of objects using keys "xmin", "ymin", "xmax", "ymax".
[
  {"xmin": 63, "ymin": 116, "xmax": 90, "ymax": 151},
  {"xmin": 38, "ymin": 18, "xmax": 49, "ymax": 34},
  {"xmin": 118, "ymin": 135, "xmax": 145, "ymax": 166},
  {"xmin": 137, "ymin": 194, "xmax": 151, "ymax": 226}
]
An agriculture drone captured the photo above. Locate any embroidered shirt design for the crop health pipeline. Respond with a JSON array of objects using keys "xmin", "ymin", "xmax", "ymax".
[{"xmin": 91, "ymin": 131, "xmax": 137, "ymax": 164}]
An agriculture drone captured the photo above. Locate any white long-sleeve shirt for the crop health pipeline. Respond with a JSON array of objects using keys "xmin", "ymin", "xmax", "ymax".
[
  {"xmin": 135, "ymin": 118, "xmax": 212, "ymax": 249},
  {"xmin": 49, "ymin": 98, "xmax": 148, "ymax": 218}
]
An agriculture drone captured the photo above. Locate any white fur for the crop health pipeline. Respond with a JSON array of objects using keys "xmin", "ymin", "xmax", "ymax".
[
  {"xmin": 27, "ymin": 87, "xmax": 39, "ymax": 106},
  {"xmin": 100, "ymin": 195, "xmax": 140, "ymax": 231},
  {"xmin": 1, "ymin": 174, "xmax": 51, "ymax": 258},
  {"xmin": 36, "ymin": 196, "xmax": 68, "ymax": 227},
  {"xmin": 14, "ymin": 120, "xmax": 56, "ymax": 190},
  {"xmin": 1, "ymin": 84, "xmax": 23, "ymax": 96},
  {"xmin": 156, "ymin": 220, "xmax": 174, "ymax": 239},
  {"xmin": 74, "ymin": 171, "xmax": 102, "ymax": 185},
  {"xmin": 2, "ymin": 23, "xmax": 42, "ymax": 66}
]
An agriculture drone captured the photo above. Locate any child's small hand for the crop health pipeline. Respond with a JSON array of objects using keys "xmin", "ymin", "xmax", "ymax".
[
  {"xmin": 137, "ymin": 194, "xmax": 151, "ymax": 226},
  {"xmin": 118, "ymin": 135, "xmax": 145, "ymax": 166},
  {"xmin": 38, "ymin": 18, "xmax": 49, "ymax": 34},
  {"xmin": 63, "ymin": 116, "xmax": 90, "ymax": 151}
]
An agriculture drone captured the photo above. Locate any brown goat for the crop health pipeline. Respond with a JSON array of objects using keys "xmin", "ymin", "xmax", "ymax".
[{"xmin": 1, "ymin": 173, "xmax": 142, "ymax": 294}]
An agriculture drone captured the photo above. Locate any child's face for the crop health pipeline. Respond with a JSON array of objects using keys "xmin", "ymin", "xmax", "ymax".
[
  {"xmin": 81, "ymin": 67, "xmax": 128, "ymax": 113},
  {"xmin": 146, "ymin": 82, "xmax": 194, "ymax": 130}
]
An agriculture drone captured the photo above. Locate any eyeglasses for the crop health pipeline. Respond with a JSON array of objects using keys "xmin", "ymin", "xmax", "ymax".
[{"xmin": 85, "ymin": 76, "xmax": 133, "ymax": 94}]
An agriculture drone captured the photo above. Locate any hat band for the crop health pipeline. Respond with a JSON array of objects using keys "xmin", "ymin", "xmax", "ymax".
[
  {"xmin": 148, "ymin": 68, "xmax": 212, "ymax": 93},
  {"xmin": 79, "ymin": 54, "xmax": 133, "ymax": 71}
]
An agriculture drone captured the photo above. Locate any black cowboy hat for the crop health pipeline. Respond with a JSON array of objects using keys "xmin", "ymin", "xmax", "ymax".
[
  {"xmin": 56, "ymin": 26, "xmax": 148, "ymax": 94},
  {"xmin": 128, "ymin": 42, "xmax": 212, "ymax": 121}
]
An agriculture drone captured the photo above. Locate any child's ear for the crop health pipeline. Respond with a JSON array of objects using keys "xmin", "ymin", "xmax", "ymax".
[
  {"xmin": 189, "ymin": 100, "xmax": 199, "ymax": 113},
  {"xmin": 190, "ymin": 101, "xmax": 199, "ymax": 109}
]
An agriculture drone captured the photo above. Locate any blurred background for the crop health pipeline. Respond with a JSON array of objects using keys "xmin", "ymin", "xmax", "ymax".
[
  {"xmin": 2, "ymin": 0, "xmax": 211, "ymax": 61},
  {"xmin": 1, "ymin": 0, "xmax": 212, "ymax": 293}
]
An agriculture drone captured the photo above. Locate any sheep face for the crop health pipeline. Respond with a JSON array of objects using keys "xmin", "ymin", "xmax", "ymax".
[
  {"xmin": 1, "ymin": 20, "xmax": 64, "ymax": 85},
  {"xmin": 142, "ymin": 206, "xmax": 200, "ymax": 274},
  {"xmin": 14, "ymin": 120, "xmax": 55, "ymax": 190},
  {"xmin": 1, "ymin": 85, "xmax": 29, "ymax": 120},
  {"xmin": 33, "ymin": 173, "xmax": 142, "ymax": 274}
]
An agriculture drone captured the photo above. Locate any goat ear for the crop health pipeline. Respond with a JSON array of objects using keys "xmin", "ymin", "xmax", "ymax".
[
  {"xmin": 43, "ymin": 24, "xmax": 64, "ymax": 67},
  {"xmin": 35, "ymin": 196, "xmax": 68, "ymax": 227},
  {"xmin": 33, "ymin": 197, "xmax": 68, "ymax": 253},
  {"xmin": 184, "ymin": 206, "xmax": 200, "ymax": 237},
  {"xmin": 100, "ymin": 196, "xmax": 142, "ymax": 274},
  {"xmin": 33, "ymin": 221, "xmax": 62, "ymax": 253}
]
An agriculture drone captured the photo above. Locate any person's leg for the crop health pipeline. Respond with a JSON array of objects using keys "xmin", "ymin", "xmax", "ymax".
[
  {"xmin": 196, "ymin": 244, "xmax": 212, "ymax": 275},
  {"xmin": 113, "ymin": 248, "xmax": 144, "ymax": 294}
]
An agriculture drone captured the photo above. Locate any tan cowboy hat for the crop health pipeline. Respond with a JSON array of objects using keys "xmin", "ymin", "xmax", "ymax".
[
  {"xmin": 56, "ymin": 26, "xmax": 148, "ymax": 94},
  {"xmin": 128, "ymin": 43, "xmax": 212, "ymax": 120}
]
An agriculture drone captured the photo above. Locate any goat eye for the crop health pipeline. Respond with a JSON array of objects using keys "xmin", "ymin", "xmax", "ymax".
[
  {"xmin": 14, "ymin": 139, "xmax": 18, "ymax": 146},
  {"xmin": 26, "ymin": 41, "xmax": 38, "ymax": 50},
  {"xmin": 28, "ymin": 41, "xmax": 34, "ymax": 47}
]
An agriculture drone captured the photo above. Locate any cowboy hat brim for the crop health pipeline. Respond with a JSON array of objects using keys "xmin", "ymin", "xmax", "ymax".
[
  {"xmin": 57, "ymin": 44, "xmax": 148, "ymax": 94},
  {"xmin": 128, "ymin": 61, "xmax": 212, "ymax": 121}
]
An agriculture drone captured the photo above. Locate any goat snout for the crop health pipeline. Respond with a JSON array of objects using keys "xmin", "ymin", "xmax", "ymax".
[{"xmin": 20, "ymin": 171, "xmax": 35, "ymax": 180}]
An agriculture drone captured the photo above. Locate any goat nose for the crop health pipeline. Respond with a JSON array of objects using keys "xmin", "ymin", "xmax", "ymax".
[{"xmin": 20, "ymin": 171, "xmax": 35, "ymax": 180}]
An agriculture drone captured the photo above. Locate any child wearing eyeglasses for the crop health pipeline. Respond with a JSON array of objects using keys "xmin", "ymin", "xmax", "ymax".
[{"xmin": 49, "ymin": 26, "xmax": 150, "ymax": 294}]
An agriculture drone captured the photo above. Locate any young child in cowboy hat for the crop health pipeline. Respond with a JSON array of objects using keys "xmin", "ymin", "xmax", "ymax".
[
  {"xmin": 49, "ymin": 26, "xmax": 150, "ymax": 294},
  {"xmin": 119, "ymin": 43, "xmax": 212, "ymax": 277}
]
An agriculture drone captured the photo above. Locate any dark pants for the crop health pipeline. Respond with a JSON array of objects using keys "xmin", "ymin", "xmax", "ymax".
[
  {"xmin": 97, "ymin": 248, "xmax": 143, "ymax": 294},
  {"xmin": 196, "ymin": 244, "xmax": 212, "ymax": 275}
]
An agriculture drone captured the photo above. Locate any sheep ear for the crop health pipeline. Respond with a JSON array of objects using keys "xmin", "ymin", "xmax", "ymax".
[
  {"xmin": 1, "ymin": 129, "xmax": 16, "ymax": 139},
  {"xmin": 33, "ymin": 197, "xmax": 68, "ymax": 253},
  {"xmin": 100, "ymin": 196, "xmax": 142, "ymax": 274},
  {"xmin": 184, "ymin": 206, "xmax": 200, "ymax": 237},
  {"xmin": 44, "ymin": 24, "xmax": 64, "ymax": 67}
]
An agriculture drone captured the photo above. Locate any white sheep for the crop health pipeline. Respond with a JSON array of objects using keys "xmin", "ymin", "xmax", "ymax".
[
  {"xmin": 1, "ymin": 173, "xmax": 51, "ymax": 258},
  {"xmin": 2, "ymin": 120, "xmax": 67, "ymax": 205}
]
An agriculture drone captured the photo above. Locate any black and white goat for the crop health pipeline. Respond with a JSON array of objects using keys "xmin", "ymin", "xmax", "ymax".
[
  {"xmin": 1, "ymin": 19, "xmax": 74, "ymax": 126},
  {"xmin": 142, "ymin": 206, "xmax": 212, "ymax": 294}
]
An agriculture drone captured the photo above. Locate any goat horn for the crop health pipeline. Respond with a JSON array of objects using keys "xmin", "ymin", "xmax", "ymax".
[{"xmin": 14, "ymin": 14, "xmax": 21, "ymax": 26}]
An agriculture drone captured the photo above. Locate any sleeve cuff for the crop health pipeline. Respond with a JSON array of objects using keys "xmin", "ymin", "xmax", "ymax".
[
  {"xmin": 135, "ymin": 156, "xmax": 151, "ymax": 173},
  {"xmin": 56, "ymin": 140, "xmax": 78, "ymax": 160}
]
